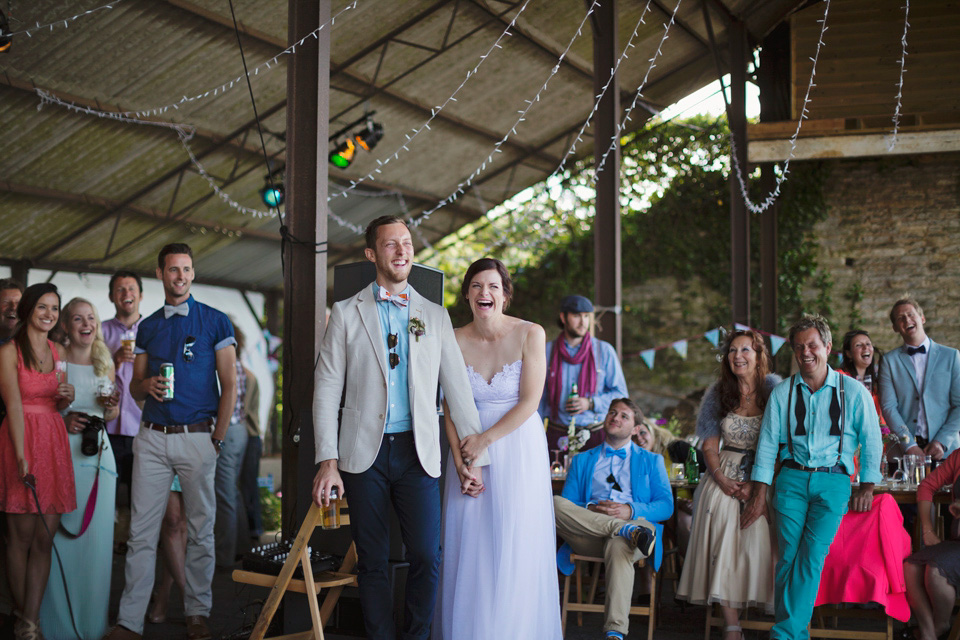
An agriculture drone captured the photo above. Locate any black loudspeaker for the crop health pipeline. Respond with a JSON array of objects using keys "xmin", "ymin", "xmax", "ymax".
[{"xmin": 332, "ymin": 261, "xmax": 444, "ymax": 305}]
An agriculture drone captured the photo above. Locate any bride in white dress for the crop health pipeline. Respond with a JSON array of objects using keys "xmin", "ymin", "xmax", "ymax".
[{"xmin": 433, "ymin": 258, "xmax": 562, "ymax": 640}]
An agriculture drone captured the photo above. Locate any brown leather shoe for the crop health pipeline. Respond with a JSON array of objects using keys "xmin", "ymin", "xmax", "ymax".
[
  {"xmin": 101, "ymin": 625, "xmax": 142, "ymax": 640},
  {"xmin": 185, "ymin": 616, "xmax": 212, "ymax": 640}
]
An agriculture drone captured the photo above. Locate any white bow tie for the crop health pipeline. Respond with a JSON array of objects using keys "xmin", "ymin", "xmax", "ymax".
[{"xmin": 164, "ymin": 302, "xmax": 189, "ymax": 319}]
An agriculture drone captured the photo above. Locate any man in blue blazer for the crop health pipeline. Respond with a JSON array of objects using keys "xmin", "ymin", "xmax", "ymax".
[
  {"xmin": 879, "ymin": 297, "xmax": 960, "ymax": 459},
  {"xmin": 554, "ymin": 398, "xmax": 672, "ymax": 640}
]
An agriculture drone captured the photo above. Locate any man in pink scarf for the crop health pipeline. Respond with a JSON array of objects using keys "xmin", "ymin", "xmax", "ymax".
[{"xmin": 540, "ymin": 295, "xmax": 628, "ymax": 453}]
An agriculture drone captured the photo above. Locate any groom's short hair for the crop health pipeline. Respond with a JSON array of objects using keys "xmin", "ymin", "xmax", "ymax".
[
  {"xmin": 365, "ymin": 215, "xmax": 409, "ymax": 249},
  {"xmin": 609, "ymin": 397, "xmax": 642, "ymax": 425}
]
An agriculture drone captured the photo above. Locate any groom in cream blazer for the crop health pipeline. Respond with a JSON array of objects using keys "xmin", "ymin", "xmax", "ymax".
[
  {"xmin": 879, "ymin": 296, "xmax": 960, "ymax": 459},
  {"xmin": 312, "ymin": 215, "xmax": 487, "ymax": 640}
]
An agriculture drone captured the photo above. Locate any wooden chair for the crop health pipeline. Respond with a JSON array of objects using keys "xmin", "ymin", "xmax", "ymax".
[
  {"xmin": 233, "ymin": 501, "xmax": 358, "ymax": 640},
  {"xmin": 560, "ymin": 553, "xmax": 657, "ymax": 640}
]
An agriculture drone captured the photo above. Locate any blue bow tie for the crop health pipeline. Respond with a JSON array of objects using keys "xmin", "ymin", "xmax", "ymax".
[
  {"xmin": 604, "ymin": 445, "xmax": 626, "ymax": 459},
  {"xmin": 164, "ymin": 302, "xmax": 189, "ymax": 319}
]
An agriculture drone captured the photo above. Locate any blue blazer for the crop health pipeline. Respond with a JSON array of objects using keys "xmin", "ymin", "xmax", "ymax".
[
  {"xmin": 560, "ymin": 442, "xmax": 674, "ymax": 569},
  {"xmin": 879, "ymin": 339, "xmax": 960, "ymax": 454}
]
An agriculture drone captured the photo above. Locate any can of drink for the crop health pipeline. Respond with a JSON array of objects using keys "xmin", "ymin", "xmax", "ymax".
[{"xmin": 159, "ymin": 362, "xmax": 174, "ymax": 401}]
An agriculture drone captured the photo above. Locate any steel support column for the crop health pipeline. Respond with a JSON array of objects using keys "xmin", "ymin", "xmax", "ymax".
[
  {"xmin": 728, "ymin": 19, "xmax": 750, "ymax": 326},
  {"xmin": 591, "ymin": 0, "xmax": 622, "ymax": 356},
  {"xmin": 281, "ymin": 0, "xmax": 329, "ymax": 534},
  {"xmin": 10, "ymin": 260, "xmax": 29, "ymax": 287}
]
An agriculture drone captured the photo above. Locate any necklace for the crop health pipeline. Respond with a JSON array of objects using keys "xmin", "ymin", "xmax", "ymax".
[{"xmin": 739, "ymin": 388, "xmax": 756, "ymax": 402}]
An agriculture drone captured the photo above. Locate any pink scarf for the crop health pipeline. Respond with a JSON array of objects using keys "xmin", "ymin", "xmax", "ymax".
[{"xmin": 547, "ymin": 332, "xmax": 598, "ymax": 421}]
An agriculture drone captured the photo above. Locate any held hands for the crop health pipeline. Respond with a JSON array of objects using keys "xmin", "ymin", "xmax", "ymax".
[
  {"xmin": 588, "ymin": 500, "xmax": 632, "ymax": 520},
  {"xmin": 459, "ymin": 433, "xmax": 490, "ymax": 468},
  {"xmin": 565, "ymin": 396, "xmax": 590, "ymax": 415},
  {"xmin": 458, "ymin": 463, "xmax": 484, "ymax": 497},
  {"xmin": 64, "ymin": 412, "xmax": 89, "ymax": 435},
  {"xmin": 740, "ymin": 485, "xmax": 768, "ymax": 529},
  {"xmin": 312, "ymin": 460, "xmax": 344, "ymax": 508},
  {"xmin": 143, "ymin": 375, "xmax": 170, "ymax": 402},
  {"xmin": 712, "ymin": 470, "xmax": 743, "ymax": 499},
  {"xmin": 851, "ymin": 484, "xmax": 875, "ymax": 512}
]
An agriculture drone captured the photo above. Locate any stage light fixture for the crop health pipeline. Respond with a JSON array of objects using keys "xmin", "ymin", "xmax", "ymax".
[
  {"xmin": 329, "ymin": 138, "xmax": 357, "ymax": 169},
  {"xmin": 259, "ymin": 173, "xmax": 284, "ymax": 208},
  {"xmin": 354, "ymin": 121, "xmax": 384, "ymax": 152},
  {"xmin": 0, "ymin": 10, "xmax": 12, "ymax": 53}
]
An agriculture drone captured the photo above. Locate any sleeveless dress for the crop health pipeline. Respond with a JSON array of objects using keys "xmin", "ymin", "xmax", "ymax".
[
  {"xmin": 433, "ymin": 360, "xmax": 562, "ymax": 640},
  {"xmin": 677, "ymin": 413, "xmax": 775, "ymax": 612},
  {"xmin": 40, "ymin": 363, "xmax": 117, "ymax": 640},
  {"xmin": 0, "ymin": 341, "xmax": 75, "ymax": 514}
]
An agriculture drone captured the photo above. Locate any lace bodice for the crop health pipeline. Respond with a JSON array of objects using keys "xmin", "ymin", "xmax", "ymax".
[
  {"xmin": 466, "ymin": 359, "xmax": 522, "ymax": 405},
  {"xmin": 720, "ymin": 412, "xmax": 763, "ymax": 449}
]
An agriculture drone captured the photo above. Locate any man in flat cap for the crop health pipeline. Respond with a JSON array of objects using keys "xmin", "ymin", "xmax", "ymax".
[{"xmin": 540, "ymin": 294, "xmax": 628, "ymax": 453}]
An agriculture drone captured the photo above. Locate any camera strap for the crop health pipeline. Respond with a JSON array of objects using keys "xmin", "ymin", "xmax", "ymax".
[{"xmin": 59, "ymin": 436, "xmax": 105, "ymax": 539}]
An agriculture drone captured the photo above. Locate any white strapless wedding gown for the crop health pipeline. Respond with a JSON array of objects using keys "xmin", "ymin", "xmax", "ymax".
[{"xmin": 433, "ymin": 360, "xmax": 562, "ymax": 639}]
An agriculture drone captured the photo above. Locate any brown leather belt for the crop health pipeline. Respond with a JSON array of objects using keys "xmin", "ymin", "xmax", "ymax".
[{"xmin": 143, "ymin": 419, "xmax": 213, "ymax": 434}]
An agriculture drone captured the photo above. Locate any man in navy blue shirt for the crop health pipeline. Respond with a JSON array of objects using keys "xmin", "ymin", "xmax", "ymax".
[{"xmin": 104, "ymin": 244, "xmax": 236, "ymax": 640}]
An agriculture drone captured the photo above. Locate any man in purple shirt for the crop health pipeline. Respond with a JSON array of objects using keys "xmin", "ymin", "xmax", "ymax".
[{"xmin": 102, "ymin": 271, "xmax": 145, "ymax": 501}]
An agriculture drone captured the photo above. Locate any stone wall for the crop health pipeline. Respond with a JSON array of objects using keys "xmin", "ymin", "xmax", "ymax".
[{"xmin": 814, "ymin": 152, "xmax": 960, "ymax": 353}]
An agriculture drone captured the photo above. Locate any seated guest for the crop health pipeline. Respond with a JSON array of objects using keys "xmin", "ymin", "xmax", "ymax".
[
  {"xmin": 540, "ymin": 295, "xmax": 628, "ymax": 452},
  {"xmin": 904, "ymin": 448, "xmax": 960, "ymax": 640},
  {"xmin": 677, "ymin": 329, "xmax": 780, "ymax": 639},
  {"xmin": 554, "ymin": 398, "xmax": 671, "ymax": 640},
  {"xmin": 635, "ymin": 416, "xmax": 694, "ymax": 558},
  {"xmin": 39, "ymin": 298, "xmax": 119, "ymax": 639},
  {"xmin": 879, "ymin": 297, "xmax": 960, "ymax": 459}
]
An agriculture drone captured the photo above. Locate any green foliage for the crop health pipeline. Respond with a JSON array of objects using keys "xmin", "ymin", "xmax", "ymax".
[
  {"xmin": 260, "ymin": 486, "xmax": 281, "ymax": 532},
  {"xmin": 845, "ymin": 281, "xmax": 865, "ymax": 329}
]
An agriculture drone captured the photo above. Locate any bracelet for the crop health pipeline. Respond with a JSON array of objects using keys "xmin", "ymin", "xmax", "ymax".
[{"xmin": 922, "ymin": 528, "xmax": 935, "ymax": 535}]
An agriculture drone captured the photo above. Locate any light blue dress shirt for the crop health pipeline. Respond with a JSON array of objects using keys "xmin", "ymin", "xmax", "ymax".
[
  {"xmin": 374, "ymin": 283, "xmax": 412, "ymax": 434},
  {"xmin": 752, "ymin": 368, "xmax": 882, "ymax": 485},
  {"xmin": 590, "ymin": 443, "xmax": 634, "ymax": 507},
  {"xmin": 540, "ymin": 336, "xmax": 628, "ymax": 425}
]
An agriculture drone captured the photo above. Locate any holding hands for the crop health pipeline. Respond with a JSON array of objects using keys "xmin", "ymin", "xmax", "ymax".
[
  {"xmin": 458, "ymin": 463, "xmax": 484, "ymax": 497},
  {"xmin": 459, "ymin": 433, "xmax": 490, "ymax": 470}
]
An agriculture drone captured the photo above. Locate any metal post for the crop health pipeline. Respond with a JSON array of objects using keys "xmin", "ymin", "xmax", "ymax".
[
  {"xmin": 282, "ymin": 0, "xmax": 329, "ymax": 534},
  {"xmin": 591, "ymin": 0, "xmax": 622, "ymax": 356},
  {"xmin": 728, "ymin": 19, "xmax": 750, "ymax": 326},
  {"xmin": 10, "ymin": 260, "xmax": 29, "ymax": 287}
]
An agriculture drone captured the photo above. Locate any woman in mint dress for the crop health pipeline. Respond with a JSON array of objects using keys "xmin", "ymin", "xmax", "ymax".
[{"xmin": 39, "ymin": 298, "xmax": 118, "ymax": 640}]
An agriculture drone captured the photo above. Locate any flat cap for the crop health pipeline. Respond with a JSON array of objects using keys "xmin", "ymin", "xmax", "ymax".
[{"xmin": 560, "ymin": 295, "xmax": 594, "ymax": 313}]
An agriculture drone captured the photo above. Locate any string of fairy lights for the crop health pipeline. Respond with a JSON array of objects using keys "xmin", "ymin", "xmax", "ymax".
[{"xmin": 17, "ymin": 0, "xmax": 918, "ymax": 246}]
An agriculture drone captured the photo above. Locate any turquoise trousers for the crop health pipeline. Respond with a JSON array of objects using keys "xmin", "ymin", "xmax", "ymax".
[{"xmin": 771, "ymin": 467, "xmax": 851, "ymax": 639}]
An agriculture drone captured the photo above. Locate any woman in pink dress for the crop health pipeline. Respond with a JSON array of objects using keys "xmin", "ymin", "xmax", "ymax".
[{"xmin": 0, "ymin": 283, "xmax": 76, "ymax": 640}]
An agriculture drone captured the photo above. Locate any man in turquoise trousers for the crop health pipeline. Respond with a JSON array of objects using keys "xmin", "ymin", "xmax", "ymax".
[{"xmin": 741, "ymin": 314, "xmax": 881, "ymax": 639}]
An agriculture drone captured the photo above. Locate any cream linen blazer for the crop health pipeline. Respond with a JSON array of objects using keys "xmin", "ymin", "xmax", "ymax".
[{"xmin": 312, "ymin": 284, "xmax": 488, "ymax": 477}]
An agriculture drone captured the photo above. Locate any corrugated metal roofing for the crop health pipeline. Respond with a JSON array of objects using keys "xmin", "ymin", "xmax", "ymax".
[{"xmin": 0, "ymin": 0, "xmax": 805, "ymax": 291}]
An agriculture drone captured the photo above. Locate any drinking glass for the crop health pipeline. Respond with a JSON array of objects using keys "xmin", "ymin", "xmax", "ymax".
[
  {"xmin": 550, "ymin": 450, "xmax": 565, "ymax": 479},
  {"xmin": 890, "ymin": 456, "xmax": 904, "ymax": 488},
  {"xmin": 669, "ymin": 463, "xmax": 685, "ymax": 484},
  {"xmin": 96, "ymin": 380, "xmax": 117, "ymax": 408},
  {"xmin": 55, "ymin": 360, "xmax": 67, "ymax": 383},
  {"xmin": 903, "ymin": 455, "xmax": 919, "ymax": 490}
]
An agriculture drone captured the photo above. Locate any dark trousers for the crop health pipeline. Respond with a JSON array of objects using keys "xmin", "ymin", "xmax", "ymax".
[
  {"xmin": 342, "ymin": 432, "xmax": 441, "ymax": 640},
  {"xmin": 239, "ymin": 435, "xmax": 263, "ymax": 537},
  {"xmin": 110, "ymin": 433, "xmax": 135, "ymax": 504}
]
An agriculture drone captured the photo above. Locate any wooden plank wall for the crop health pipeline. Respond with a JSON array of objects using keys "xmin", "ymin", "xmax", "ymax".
[{"xmin": 791, "ymin": 0, "xmax": 960, "ymax": 122}]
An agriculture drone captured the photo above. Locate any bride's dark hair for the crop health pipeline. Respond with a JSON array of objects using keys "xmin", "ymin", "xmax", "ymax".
[{"xmin": 461, "ymin": 258, "xmax": 513, "ymax": 310}]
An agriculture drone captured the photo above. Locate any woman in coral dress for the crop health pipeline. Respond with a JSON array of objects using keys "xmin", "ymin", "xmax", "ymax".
[{"xmin": 0, "ymin": 283, "xmax": 76, "ymax": 640}]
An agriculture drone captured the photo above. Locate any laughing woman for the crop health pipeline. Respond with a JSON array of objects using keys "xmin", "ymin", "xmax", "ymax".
[
  {"xmin": 39, "ymin": 298, "xmax": 118, "ymax": 640},
  {"xmin": 0, "ymin": 284, "xmax": 76, "ymax": 640}
]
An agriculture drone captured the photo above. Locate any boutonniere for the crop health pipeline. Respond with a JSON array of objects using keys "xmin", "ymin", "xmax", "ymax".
[{"xmin": 408, "ymin": 317, "xmax": 426, "ymax": 342}]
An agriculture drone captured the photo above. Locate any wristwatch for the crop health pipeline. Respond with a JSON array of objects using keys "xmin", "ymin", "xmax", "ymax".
[{"xmin": 211, "ymin": 437, "xmax": 224, "ymax": 453}]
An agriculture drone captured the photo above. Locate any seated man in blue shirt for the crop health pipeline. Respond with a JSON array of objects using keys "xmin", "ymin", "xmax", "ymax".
[
  {"xmin": 742, "ymin": 314, "xmax": 880, "ymax": 640},
  {"xmin": 105, "ymin": 244, "xmax": 237, "ymax": 640},
  {"xmin": 555, "ymin": 398, "xmax": 672, "ymax": 640}
]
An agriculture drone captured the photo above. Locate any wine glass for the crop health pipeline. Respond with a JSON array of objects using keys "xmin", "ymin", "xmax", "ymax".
[
  {"xmin": 55, "ymin": 360, "xmax": 67, "ymax": 383},
  {"xmin": 96, "ymin": 380, "xmax": 117, "ymax": 408},
  {"xmin": 550, "ymin": 449, "xmax": 564, "ymax": 479}
]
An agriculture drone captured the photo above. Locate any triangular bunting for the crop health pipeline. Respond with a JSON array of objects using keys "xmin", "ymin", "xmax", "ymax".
[
  {"xmin": 734, "ymin": 323, "xmax": 751, "ymax": 332},
  {"xmin": 672, "ymin": 340, "xmax": 688, "ymax": 359},
  {"xmin": 640, "ymin": 349, "xmax": 656, "ymax": 369},
  {"xmin": 704, "ymin": 328, "xmax": 720, "ymax": 347},
  {"xmin": 769, "ymin": 334, "xmax": 788, "ymax": 356}
]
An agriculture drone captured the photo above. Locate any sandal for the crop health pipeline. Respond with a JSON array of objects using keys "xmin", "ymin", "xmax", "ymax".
[
  {"xmin": 723, "ymin": 625, "xmax": 744, "ymax": 640},
  {"xmin": 13, "ymin": 617, "xmax": 43, "ymax": 640}
]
